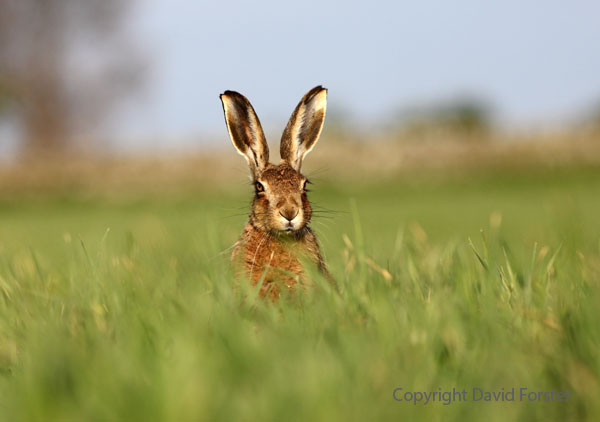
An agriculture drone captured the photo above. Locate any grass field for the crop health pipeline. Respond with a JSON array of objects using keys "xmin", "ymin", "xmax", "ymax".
[{"xmin": 0, "ymin": 165, "xmax": 599, "ymax": 421}]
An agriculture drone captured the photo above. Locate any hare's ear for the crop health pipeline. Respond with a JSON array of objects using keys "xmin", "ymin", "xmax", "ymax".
[
  {"xmin": 220, "ymin": 90, "xmax": 269, "ymax": 177},
  {"xmin": 280, "ymin": 86, "xmax": 327, "ymax": 171}
]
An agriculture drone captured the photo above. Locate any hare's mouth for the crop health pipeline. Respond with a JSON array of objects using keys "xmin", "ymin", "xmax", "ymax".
[
  {"xmin": 278, "ymin": 227, "xmax": 303, "ymax": 238},
  {"xmin": 275, "ymin": 211, "xmax": 303, "ymax": 233},
  {"xmin": 278, "ymin": 222, "xmax": 303, "ymax": 235}
]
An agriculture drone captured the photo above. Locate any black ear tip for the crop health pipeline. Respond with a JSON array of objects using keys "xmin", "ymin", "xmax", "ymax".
[
  {"xmin": 221, "ymin": 90, "xmax": 252, "ymax": 106},
  {"xmin": 222, "ymin": 90, "xmax": 247, "ymax": 98},
  {"xmin": 303, "ymin": 85, "xmax": 327, "ymax": 103}
]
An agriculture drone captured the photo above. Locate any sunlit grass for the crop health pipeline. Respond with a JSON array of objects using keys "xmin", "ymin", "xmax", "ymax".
[{"xmin": 0, "ymin": 167, "xmax": 599, "ymax": 421}]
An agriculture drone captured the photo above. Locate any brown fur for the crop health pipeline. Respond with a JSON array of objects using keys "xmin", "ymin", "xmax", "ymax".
[
  {"xmin": 232, "ymin": 163, "xmax": 331, "ymax": 299},
  {"xmin": 220, "ymin": 86, "xmax": 335, "ymax": 300}
]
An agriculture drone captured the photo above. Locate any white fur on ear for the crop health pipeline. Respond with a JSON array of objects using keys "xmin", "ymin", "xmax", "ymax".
[{"xmin": 280, "ymin": 86, "xmax": 327, "ymax": 171}]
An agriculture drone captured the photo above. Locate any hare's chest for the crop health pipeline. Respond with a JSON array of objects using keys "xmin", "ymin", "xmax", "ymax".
[
  {"xmin": 232, "ymin": 226, "xmax": 313, "ymax": 296},
  {"xmin": 242, "ymin": 234, "xmax": 304, "ymax": 277}
]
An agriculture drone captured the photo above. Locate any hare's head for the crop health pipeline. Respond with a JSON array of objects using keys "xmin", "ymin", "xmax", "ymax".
[{"xmin": 220, "ymin": 86, "xmax": 327, "ymax": 235}]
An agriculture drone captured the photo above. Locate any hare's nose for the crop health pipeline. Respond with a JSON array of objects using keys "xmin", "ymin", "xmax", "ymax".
[{"xmin": 280, "ymin": 208, "xmax": 299, "ymax": 222}]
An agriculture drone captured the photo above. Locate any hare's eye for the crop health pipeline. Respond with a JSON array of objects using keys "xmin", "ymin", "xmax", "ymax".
[
  {"xmin": 303, "ymin": 180, "xmax": 310, "ymax": 192},
  {"xmin": 255, "ymin": 182, "xmax": 265, "ymax": 193}
]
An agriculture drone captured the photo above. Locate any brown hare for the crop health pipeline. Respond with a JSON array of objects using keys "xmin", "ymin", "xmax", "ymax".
[{"xmin": 220, "ymin": 86, "xmax": 335, "ymax": 300}]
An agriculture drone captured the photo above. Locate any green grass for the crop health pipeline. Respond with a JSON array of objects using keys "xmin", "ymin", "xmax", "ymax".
[{"xmin": 0, "ymin": 167, "xmax": 599, "ymax": 421}]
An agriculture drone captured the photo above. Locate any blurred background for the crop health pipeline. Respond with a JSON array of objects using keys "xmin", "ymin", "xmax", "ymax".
[{"xmin": 1, "ymin": 0, "xmax": 599, "ymax": 190}]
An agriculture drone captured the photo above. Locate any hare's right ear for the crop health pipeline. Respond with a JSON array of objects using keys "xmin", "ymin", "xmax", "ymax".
[{"xmin": 220, "ymin": 91, "xmax": 269, "ymax": 177}]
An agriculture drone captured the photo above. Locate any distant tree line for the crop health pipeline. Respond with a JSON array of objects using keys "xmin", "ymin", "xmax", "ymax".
[{"xmin": 392, "ymin": 98, "xmax": 493, "ymax": 141}]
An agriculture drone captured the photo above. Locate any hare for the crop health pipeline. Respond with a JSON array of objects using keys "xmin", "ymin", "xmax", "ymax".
[{"xmin": 220, "ymin": 86, "xmax": 335, "ymax": 300}]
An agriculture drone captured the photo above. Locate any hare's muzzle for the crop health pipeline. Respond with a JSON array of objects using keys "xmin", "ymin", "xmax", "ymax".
[{"xmin": 279, "ymin": 207, "xmax": 299, "ymax": 222}]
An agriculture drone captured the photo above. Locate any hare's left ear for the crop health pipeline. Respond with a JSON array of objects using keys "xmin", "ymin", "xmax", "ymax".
[{"xmin": 280, "ymin": 86, "xmax": 327, "ymax": 171}]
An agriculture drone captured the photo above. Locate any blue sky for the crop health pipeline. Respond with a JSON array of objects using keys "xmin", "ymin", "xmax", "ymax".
[{"xmin": 113, "ymin": 0, "xmax": 600, "ymax": 148}]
